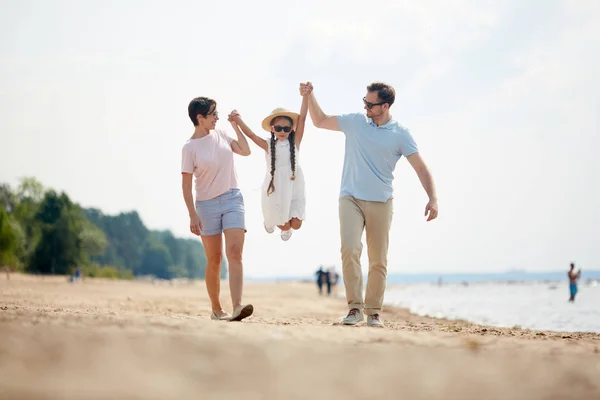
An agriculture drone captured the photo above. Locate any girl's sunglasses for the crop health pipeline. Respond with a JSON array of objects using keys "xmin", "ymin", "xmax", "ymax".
[{"xmin": 273, "ymin": 126, "xmax": 292, "ymax": 133}]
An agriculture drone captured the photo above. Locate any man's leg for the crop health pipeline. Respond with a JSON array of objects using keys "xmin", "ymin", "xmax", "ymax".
[
  {"xmin": 364, "ymin": 199, "xmax": 393, "ymax": 317},
  {"xmin": 339, "ymin": 197, "xmax": 366, "ymax": 311}
]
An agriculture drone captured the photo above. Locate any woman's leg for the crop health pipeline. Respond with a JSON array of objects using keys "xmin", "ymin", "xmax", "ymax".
[
  {"xmin": 200, "ymin": 233, "xmax": 224, "ymax": 314},
  {"xmin": 290, "ymin": 217, "xmax": 303, "ymax": 230},
  {"xmin": 223, "ymin": 228, "xmax": 245, "ymax": 309},
  {"xmin": 221, "ymin": 189, "xmax": 252, "ymax": 321}
]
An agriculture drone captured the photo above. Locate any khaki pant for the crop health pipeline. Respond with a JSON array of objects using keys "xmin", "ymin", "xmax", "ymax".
[{"xmin": 339, "ymin": 196, "xmax": 393, "ymax": 316}]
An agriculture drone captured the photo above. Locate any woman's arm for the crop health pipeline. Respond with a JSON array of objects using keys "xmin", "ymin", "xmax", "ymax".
[
  {"xmin": 229, "ymin": 122, "xmax": 251, "ymax": 156},
  {"xmin": 227, "ymin": 110, "xmax": 251, "ymax": 156}
]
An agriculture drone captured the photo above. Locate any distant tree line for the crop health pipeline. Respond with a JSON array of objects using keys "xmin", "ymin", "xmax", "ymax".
[{"xmin": 0, "ymin": 177, "xmax": 225, "ymax": 280}]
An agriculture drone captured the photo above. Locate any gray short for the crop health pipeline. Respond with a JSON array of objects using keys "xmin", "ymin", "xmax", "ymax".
[{"xmin": 195, "ymin": 188, "xmax": 246, "ymax": 236}]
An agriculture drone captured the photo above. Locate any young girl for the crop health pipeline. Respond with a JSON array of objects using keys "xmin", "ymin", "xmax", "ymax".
[{"xmin": 232, "ymin": 94, "xmax": 308, "ymax": 241}]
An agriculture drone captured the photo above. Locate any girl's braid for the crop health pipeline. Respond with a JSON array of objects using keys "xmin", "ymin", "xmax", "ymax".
[
  {"xmin": 288, "ymin": 130, "xmax": 296, "ymax": 181},
  {"xmin": 267, "ymin": 132, "xmax": 276, "ymax": 196}
]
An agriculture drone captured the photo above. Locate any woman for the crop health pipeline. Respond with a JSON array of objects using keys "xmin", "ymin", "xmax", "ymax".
[{"xmin": 181, "ymin": 96, "xmax": 253, "ymax": 321}]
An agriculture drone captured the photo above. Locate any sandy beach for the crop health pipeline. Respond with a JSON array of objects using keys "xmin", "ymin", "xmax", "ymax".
[{"xmin": 1, "ymin": 273, "xmax": 599, "ymax": 400}]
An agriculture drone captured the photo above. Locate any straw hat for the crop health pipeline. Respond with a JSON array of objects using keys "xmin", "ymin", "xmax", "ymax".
[{"xmin": 261, "ymin": 108, "xmax": 299, "ymax": 132}]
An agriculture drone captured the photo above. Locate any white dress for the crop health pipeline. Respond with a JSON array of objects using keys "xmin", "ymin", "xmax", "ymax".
[{"xmin": 262, "ymin": 139, "xmax": 306, "ymax": 229}]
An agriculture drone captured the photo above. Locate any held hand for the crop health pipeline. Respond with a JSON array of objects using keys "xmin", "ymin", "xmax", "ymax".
[
  {"xmin": 228, "ymin": 109, "xmax": 241, "ymax": 123},
  {"xmin": 424, "ymin": 199, "xmax": 438, "ymax": 222},
  {"xmin": 299, "ymin": 82, "xmax": 313, "ymax": 96},
  {"xmin": 190, "ymin": 215, "xmax": 202, "ymax": 236}
]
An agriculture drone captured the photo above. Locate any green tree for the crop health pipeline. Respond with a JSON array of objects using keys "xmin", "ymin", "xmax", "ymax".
[
  {"xmin": 80, "ymin": 220, "xmax": 108, "ymax": 258},
  {"xmin": 0, "ymin": 184, "xmax": 18, "ymax": 213},
  {"xmin": 3, "ymin": 178, "xmax": 45, "ymax": 263},
  {"xmin": 0, "ymin": 207, "xmax": 24, "ymax": 269},
  {"xmin": 85, "ymin": 209, "xmax": 148, "ymax": 270},
  {"xmin": 2, "ymin": 178, "xmax": 216, "ymax": 280},
  {"xmin": 138, "ymin": 241, "xmax": 173, "ymax": 279},
  {"xmin": 181, "ymin": 239, "xmax": 207, "ymax": 279},
  {"xmin": 17, "ymin": 177, "xmax": 44, "ymax": 203},
  {"xmin": 29, "ymin": 191, "xmax": 86, "ymax": 274}
]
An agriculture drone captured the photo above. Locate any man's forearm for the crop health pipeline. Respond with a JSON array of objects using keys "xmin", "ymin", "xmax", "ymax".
[{"xmin": 416, "ymin": 167, "xmax": 437, "ymax": 200}]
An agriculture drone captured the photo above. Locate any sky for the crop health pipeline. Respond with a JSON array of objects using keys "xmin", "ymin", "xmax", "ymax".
[{"xmin": 1, "ymin": 0, "xmax": 599, "ymax": 278}]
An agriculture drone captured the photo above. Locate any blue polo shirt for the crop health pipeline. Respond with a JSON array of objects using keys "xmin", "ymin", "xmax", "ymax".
[{"xmin": 336, "ymin": 113, "xmax": 418, "ymax": 202}]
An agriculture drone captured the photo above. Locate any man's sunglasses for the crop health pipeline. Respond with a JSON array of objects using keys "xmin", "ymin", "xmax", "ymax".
[
  {"xmin": 273, "ymin": 126, "xmax": 292, "ymax": 133},
  {"xmin": 363, "ymin": 97, "xmax": 386, "ymax": 109}
]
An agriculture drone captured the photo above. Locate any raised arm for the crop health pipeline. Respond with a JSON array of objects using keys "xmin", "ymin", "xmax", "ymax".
[
  {"xmin": 300, "ymin": 82, "xmax": 341, "ymax": 132},
  {"xmin": 227, "ymin": 110, "xmax": 251, "ymax": 156},
  {"xmin": 295, "ymin": 94, "xmax": 309, "ymax": 148},
  {"xmin": 229, "ymin": 111, "xmax": 268, "ymax": 152}
]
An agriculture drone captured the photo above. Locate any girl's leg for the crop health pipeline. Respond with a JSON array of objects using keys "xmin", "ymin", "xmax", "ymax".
[
  {"xmin": 279, "ymin": 221, "xmax": 293, "ymax": 241},
  {"xmin": 290, "ymin": 218, "xmax": 303, "ymax": 230},
  {"xmin": 278, "ymin": 221, "xmax": 291, "ymax": 231},
  {"xmin": 223, "ymin": 228, "xmax": 245, "ymax": 309},
  {"xmin": 200, "ymin": 233, "xmax": 224, "ymax": 314}
]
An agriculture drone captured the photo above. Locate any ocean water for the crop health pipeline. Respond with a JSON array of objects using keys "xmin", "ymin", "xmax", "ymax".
[{"xmin": 384, "ymin": 281, "xmax": 600, "ymax": 333}]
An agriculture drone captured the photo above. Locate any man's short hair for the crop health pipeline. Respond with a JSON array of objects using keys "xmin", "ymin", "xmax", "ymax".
[
  {"xmin": 188, "ymin": 97, "xmax": 216, "ymax": 126},
  {"xmin": 367, "ymin": 82, "xmax": 395, "ymax": 107}
]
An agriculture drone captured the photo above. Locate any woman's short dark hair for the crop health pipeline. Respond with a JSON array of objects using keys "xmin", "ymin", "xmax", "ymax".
[
  {"xmin": 366, "ymin": 82, "xmax": 395, "ymax": 107},
  {"xmin": 188, "ymin": 97, "xmax": 216, "ymax": 126}
]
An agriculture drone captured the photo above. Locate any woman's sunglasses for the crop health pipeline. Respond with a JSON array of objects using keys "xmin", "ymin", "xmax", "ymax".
[
  {"xmin": 363, "ymin": 97, "xmax": 386, "ymax": 109},
  {"xmin": 273, "ymin": 126, "xmax": 292, "ymax": 133}
]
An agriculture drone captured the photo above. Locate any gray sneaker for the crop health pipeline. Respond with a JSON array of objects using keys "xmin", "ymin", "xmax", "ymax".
[
  {"xmin": 367, "ymin": 314, "xmax": 384, "ymax": 328},
  {"xmin": 264, "ymin": 223, "xmax": 274, "ymax": 234},
  {"xmin": 342, "ymin": 308, "xmax": 364, "ymax": 325},
  {"xmin": 281, "ymin": 229, "xmax": 293, "ymax": 241}
]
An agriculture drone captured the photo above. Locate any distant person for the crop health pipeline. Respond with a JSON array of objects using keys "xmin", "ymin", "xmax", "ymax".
[
  {"xmin": 69, "ymin": 267, "xmax": 81, "ymax": 283},
  {"xmin": 231, "ymin": 92, "xmax": 309, "ymax": 241},
  {"xmin": 315, "ymin": 267, "xmax": 331, "ymax": 296},
  {"xmin": 568, "ymin": 262, "xmax": 582, "ymax": 302},
  {"xmin": 181, "ymin": 97, "xmax": 253, "ymax": 322},
  {"xmin": 300, "ymin": 81, "xmax": 438, "ymax": 327},
  {"xmin": 329, "ymin": 267, "xmax": 340, "ymax": 287}
]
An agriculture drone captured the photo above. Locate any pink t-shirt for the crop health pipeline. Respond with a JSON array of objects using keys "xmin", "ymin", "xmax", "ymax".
[{"xmin": 181, "ymin": 129, "xmax": 239, "ymax": 201}]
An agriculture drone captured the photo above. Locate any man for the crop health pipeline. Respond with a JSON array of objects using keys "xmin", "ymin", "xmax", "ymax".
[
  {"xmin": 300, "ymin": 81, "xmax": 438, "ymax": 327},
  {"xmin": 568, "ymin": 262, "xmax": 582, "ymax": 302}
]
